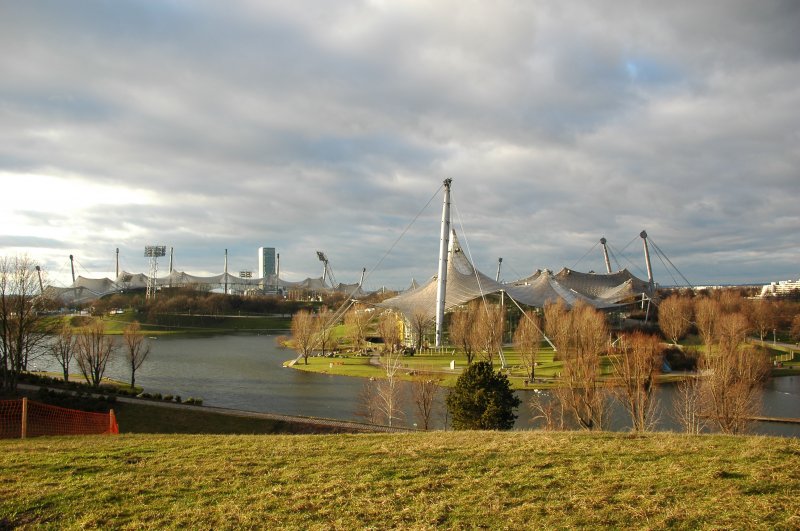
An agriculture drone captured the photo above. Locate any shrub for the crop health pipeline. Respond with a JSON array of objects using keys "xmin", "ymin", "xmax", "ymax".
[{"xmin": 446, "ymin": 361, "xmax": 520, "ymax": 430}]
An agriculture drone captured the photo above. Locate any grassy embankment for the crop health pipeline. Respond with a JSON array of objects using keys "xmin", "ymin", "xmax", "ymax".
[{"xmin": 1, "ymin": 431, "xmax": 798, "ymax": 529}]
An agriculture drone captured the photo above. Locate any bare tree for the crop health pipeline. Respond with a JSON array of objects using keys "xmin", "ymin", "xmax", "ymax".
[
  {"xmin": 699, "ymin": 312, "xmax": 770, "ymax": 434},
  {"xmin": 290, "ymin": 309, "xmax": 318, "ymax": 364},
  {"xmin": 673, "ymin": 376, "xmax": 705, "ymax": 435},
  {"xmin": 658, "ymin": 295, "xmax": 693, "ymax": 345},
  {"xmin": 375, "ymin": 340, "xmax": 405, "ymax": 426},
  {"xmin": 344, "ymin": 306, "xmax": 371, "ymax": 353},
  {"xmin": 0, "ymin": 255, "xmax": 52, "ymax": 391},
  {"xmin": 747, "ymin": 299, "xmax": 777, "ymax": 342},
  {"xmin": 354, "ymin": 379, "xmax": 381, "ymax": 425},
  {"xmin": 513, "ymin": 310, "xmax": 542, "ymax": 381},
  {"xmin": 694, "ymin": 297, "xmax": 720, "ymax": 354},
  {"xmin": 552, "ymin": 302, "xmax": 609, "ymax": 430},
  {"xmin": 377, "ymin": 310, "xmax": 401, "ymax": 354},
  {"xmin": 544, "ymin": 299, "xmax": 570, "ymax": 361},
  {"xmin": 48, "ymin": 322, "xmax": 76, "ymax": 383},
  {"xmin": 409, "ymin": 308, "xmax": 431, "ymax": 353},
  {"xmin": 449, "ymin": 302, "xmax": 479, "ymax": 363},
  {"xmin": 411, "ymin": 376, "xmax": 441, "ymax": 430},
  {"xmin": 528, "ymin": 392, "xmax": 565, "ymax": 431},
  {"xmin": 123, "ymin": 321, "xmax": 151, "ymax": 389},
  {"xmin": 75, "ymin": 319, "xmax": 116, "ymax": 388},
  {"xmin": 475, "ymin": 302, "xmax": 503, "ymax": 365},
  {"xmin": 315, "ymin": 307, "xmax": 336, "ymax": 356},
  {"xmin": 611, "ymin": 331, "xmax": 663, "ymax": 432}
]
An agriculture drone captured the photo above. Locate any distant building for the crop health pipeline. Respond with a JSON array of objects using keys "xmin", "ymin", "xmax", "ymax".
[
  {"xmin": 258, "ymin": 247, "xmax": 276, "ymax": 279},
  {"xmin": 760, "ymin": 278, "xmax": 800, "ymax": 297}
]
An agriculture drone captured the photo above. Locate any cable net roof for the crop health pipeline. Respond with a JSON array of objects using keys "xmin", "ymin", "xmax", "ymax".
[
  {"xmin": 47, "ymin": 269, "xmax": 366, "ymax": 304},
  {"xmin": 379, "ymin": 230, "xmax": 652, "ymax": 322}
]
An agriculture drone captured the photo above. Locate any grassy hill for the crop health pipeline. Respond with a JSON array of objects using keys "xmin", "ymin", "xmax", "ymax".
[{"xmin": 1, "ymin": 431, "xmax": 798, "ymax": 529}]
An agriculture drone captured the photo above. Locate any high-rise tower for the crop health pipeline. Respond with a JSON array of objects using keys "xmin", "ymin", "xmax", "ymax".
[{"xmin": 258, "ymin": 247, "xmax": 276, "ymax": 279}]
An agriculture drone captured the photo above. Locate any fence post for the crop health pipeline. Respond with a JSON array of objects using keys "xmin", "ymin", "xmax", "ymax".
[{"xmin": 21, "ymin": 397, "xmax": 27, "ymax": 439}]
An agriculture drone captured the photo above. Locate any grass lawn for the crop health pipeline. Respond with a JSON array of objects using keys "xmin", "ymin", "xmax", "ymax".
[{"xmin": 1, "ymin": 431, "xmax": 798, "ymax": 529}]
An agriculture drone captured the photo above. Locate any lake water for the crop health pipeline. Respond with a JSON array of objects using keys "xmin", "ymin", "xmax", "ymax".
[{"xmin": 33, "ymin": 334, "xmax": 800, "ymax": 436}]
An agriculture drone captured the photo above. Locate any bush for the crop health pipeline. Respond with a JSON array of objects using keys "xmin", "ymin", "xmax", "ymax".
[
  {"xmin": 163, "ymin": 395, "xmax": 173, "ymax": 402},
  {"xmin": 664, "ymin": 346, "xmax": 699, "ymax": 371},
  {"xmin": 173, "ymin": 396, "xmax": 181, "ymax": 403},
  {"xmin": 446, "ymin": 361, "xmax": 520, "ymax": 430}
]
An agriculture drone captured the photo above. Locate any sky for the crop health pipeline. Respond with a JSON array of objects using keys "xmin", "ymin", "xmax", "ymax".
[{"xmin": 1, "ymin": 0, "xmax": 798, "ymax": 291}]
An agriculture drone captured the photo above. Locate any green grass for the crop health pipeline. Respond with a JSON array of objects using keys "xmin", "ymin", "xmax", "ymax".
[{"xmin": 1, "ymin": 431, "xmax": 798, "ymax": 529}]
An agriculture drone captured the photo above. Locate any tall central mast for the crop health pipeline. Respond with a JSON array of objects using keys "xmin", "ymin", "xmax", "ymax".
[
  {"xmin": 434, "ymin": 178, "xmax": 452, "ymax": 348},
  {"xmin": 600, "ymin": 237, "xmax": 612, "ymax": 274}
]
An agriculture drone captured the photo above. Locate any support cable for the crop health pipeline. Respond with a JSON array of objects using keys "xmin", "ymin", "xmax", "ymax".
[
  {"xmin": 649, "ymin": 238, "xmax": 694, "ymax": 289},
  {"xmin": 571, "ymin": 240, "xmax": 600, "ymax": 271}
]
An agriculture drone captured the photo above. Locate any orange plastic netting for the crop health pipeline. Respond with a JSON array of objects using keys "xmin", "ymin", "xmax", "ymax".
[{"xmin": 0, "ymin": 399, "xmax": 118, "ymax": 439}]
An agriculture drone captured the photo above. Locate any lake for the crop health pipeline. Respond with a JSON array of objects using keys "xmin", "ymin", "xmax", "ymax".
[{"xmin": 33, "ymin": 334, "xmax": 800, "ymax": 436}]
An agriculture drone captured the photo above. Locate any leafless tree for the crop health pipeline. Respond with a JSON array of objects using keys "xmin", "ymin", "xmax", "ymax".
[
  {"xmin": 699, "ymin": 312, "xmax": 770, "ymax": 434},
  {"xmin": 694, "ymin": 297, "xmax": 720, "ymax": 354},
  {"xmin": 475, "ymin": 302, "xmax": 503, "ymax": 365},
  {"xmin": 658, "ymin": 295, "xmax": 693, "ymax": 345},
  {"xmin": 449, "ymin": 302, "xmax": 479, "ymax": 363},
  {"xmin": 123, "ymin": 321, "xmax": 151, "ymax": 389},
  {"xmin": 411, "ymin": 376, "xmax": 441, "ymax": 430},
  {"xmin": 673, "ymin": 376, "xmax": 705, "ymax": 435},
  {"xmin": 377, "ymin": 310, "xmax": 401, "ymax": 354},
  {"xmin": 513, "ymin": 310, "xmax": 542, "ymax": 381},
  {"xmin": 610, "ymin": 331, "xmax": 664, "ymax": 432},
  {"xmin": 544, "ymin": 299, "xmax": 570, "ymax": 361},
  {"xmin": 747, "ymin": 299, "xmax": 777, "ymax": 342},
  {"xmin": 315, "ymin": 307, "xmax": 336, "ymax": 356},
  {"xmin": 290, "ymin": 309, "xmax": 318, "ymax": 364},
  {"xmin": 528, "ymin": 392, "xmax": 565, "ymax": 431},
  {"xmin": 374, "ymin": 340, "xmax": 405, "ymax": 426},
  {"xmin": 75, "ymin": 319, "xmax": 117, "ymax": 388},
  {"xmin": 409, "ymin": 308, "xmax": 431, "ymax": 353},
  {"xmin": 344, "ymin": 306, "xmax": 371, "ymax": 353},
  {"xmin": 0, "ymin": 255, "xmax": 52, "ymax": 391},
  {"xmin": 354, "ymin": 380, "xmax": 381, "ymax": 425},
  {"xmin": 551, "ymin": 302, "xmax": 609, "ymax": 430},
  {"xmin": 48, "ymin": 322, "xmax": 76, "ymax": 383}
]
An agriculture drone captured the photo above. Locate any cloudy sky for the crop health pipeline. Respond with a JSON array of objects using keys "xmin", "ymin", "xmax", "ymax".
[{"xmin": 1, "ymin": 0, "xmax": 798, "ymax": 290}]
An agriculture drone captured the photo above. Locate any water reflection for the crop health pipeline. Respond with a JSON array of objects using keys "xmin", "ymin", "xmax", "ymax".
[{"xmin": 33, "ymin": 334, "xmax": 799, "ymax": 436}]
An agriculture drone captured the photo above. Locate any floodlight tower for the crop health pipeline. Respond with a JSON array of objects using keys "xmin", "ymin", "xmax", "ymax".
[
  {"xmin": 144, "ymin": 245, "xmax": 166, "ymax": 299},
  {"xmin": 316, "ymin": 251, "xmax": 336, "ymax": 288},
  {"xmin": 115, "ymin": 248, "xmax": 120, "ymax": 278}
]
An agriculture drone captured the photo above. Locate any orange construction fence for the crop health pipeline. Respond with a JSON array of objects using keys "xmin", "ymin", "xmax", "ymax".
[{"xmin": 0, "ymin": 398, "xmax": 118, "ymax": 439}]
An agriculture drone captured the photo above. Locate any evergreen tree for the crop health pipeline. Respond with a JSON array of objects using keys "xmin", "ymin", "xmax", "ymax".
[{"xmin": 446, "ymin": 361, "xmax": 520, "ymax": 430}]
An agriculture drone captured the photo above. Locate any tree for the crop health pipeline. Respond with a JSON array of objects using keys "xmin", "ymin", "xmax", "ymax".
[
  {"xmin": 748, "ymin": 299, "xmax": 777, "ymax": 342},
  {"xmin": 315, "ymin": 307, "xmax": 336, "ymax": 356},
  {"xmin": 449, "ymin": 302, "xmax": 479, "ymax": 363},
  {"xmin": 543, "ymin": 299, "xmax": 570, "ymax": 361},
  {"xmin": 48, "ymin": 322, "xmax": 76, "ymax": 383},
  {"xmin": 409, "ymin": 308, "xmax": 431, "ymax": 353},
  {"xmin": 694, "ymin": 297, "xmax": 720, "ymax": 354},
  {"xmin": 446, "ymin": 361, "xmax": 520, "ymax": 430},
  {"xmin": 344, "ymin": 307, "xmax": 371, "ymax": 353},
  {"xmin": 75, "ymin": 319, "xmax": 116, "ymax": 388},
  {"xmin": 551, "ymin": 302, "xmax": 609, "ymax": 430},
  {"xmin": 791, "ymin": 314, "xmax": 800, "ymax": 342},
  {"xmin": 474, "ymin": 302, "xmax": 504, "ymax": 365},
  {"xmin": 658, "ymin": 295, "xmax": 693, "ymax": 345},
  {"xmin": 513, "ymin": 310, "xmax": 542, "ymax": 381},
  {"xmin": 0, "ymin": 255, "xmax": 52, "ymax": 392},
  {"xmin": 411, "ymin": 376, "xmax": 441, "ymax": 430},
  {"xmin": 375, "ymin": 337, "xmax": 405, "ymax": 426},
  {"xmin": 611, "ymin": 332, "xmax": 663, "ymax": 432},
  {"xmin": 123, "ymin": 321, "xmax": 151, "ymax": 389},
  {"xmin": 377, "ymin": 310, "xmax": 401, "ymax": 354},
  {"xmin": 290, "ymin": 309, "xmax": 318, "ymax": 364},
  {"xmin": 673, "ymin": 376, "xmax": 704, "ymax": 435},
  {"xmin": 699, "ymin": 313, "xmax": 770, "ymax": 434}
]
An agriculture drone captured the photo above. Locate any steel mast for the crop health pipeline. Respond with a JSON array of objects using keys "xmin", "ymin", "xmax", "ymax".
[
  {"xmin": 600, "ymin": 237, "xmax": 612, "ymax": 274},
  {"xmin": 434, "ymin": 178, "xmax": 452, "ymax": 348}
]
